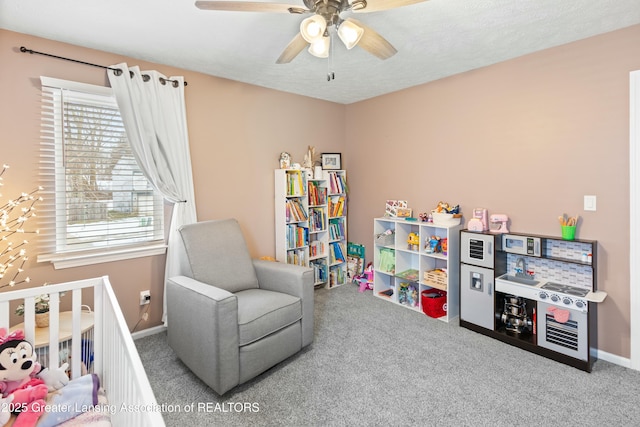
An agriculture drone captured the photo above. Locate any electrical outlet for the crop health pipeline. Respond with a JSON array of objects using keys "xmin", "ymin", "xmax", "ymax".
[{"xmin": 140, "ymin": 290, "xmax": 151, "ymax": 306}]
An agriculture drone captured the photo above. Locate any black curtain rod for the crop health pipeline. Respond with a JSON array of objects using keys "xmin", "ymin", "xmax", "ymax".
[{"xmin": 20, "ymin": 46, "xmax": 187, "ymax": 87}]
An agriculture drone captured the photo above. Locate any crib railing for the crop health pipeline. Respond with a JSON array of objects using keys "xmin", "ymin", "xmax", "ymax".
[
  {"xmin": 98, "ymin": 276, "xmax": 166, "ymax": 426},
  {"xmin": 0, "ymin": 276, "xmax": 165, "ymax": 426}
]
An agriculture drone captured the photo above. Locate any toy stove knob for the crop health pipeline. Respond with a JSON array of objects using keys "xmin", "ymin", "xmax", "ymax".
[
  {"xmin": 562, "ymin": 297, "xmax": 573, "ymax": 306},
  {"xmin": 538, "ymin": 292, "xmax": 548, "ymax": 300},
  {"xmin": 575, "ymin": 300, "xmax": 586, "ymax": 309},
  {"xmin": 550, "ymin": 294, "xmax": 560, "ymax": 303}
]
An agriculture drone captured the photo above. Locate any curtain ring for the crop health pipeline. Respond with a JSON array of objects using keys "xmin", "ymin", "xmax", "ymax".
[
  {"xmin": 129, "ymin": 70, "xmax": 135, "ymax": 79},
  {"xmin": 159, "ymin": 77, "xmax": 166, "ymax": 86},
  {"xmin": 172, "ymin": 80, "xmax": 179, "ymax": 88},
  {"xmin": 142, "ymin": 74, "xmax": 151, "ymax": 82},
  {"xmin": 113, "ymin": 68, "xmax": 123, "ymax": 77}
]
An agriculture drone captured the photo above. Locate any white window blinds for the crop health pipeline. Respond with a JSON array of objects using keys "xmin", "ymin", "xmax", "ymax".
[{"xmin": 39, "ymin": 77, "xmax": 165, "ymax": 266}]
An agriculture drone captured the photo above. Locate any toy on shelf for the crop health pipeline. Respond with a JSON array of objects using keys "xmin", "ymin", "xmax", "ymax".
[
  {"xmin": 420, "ymin": 201, "xmax": 461, "ymax": 223},
  {"xmin": 418, "ymin": 212, "xmax": 431, "ymax": 222},
  {"xmin": 467, "ymin": 208, "xmax": 489, "ymax": 231},
  {"xmin": 433, "ymin": 201, "xmax": 460, "ymax": 214},
  {"xmin": 407, "ymin": 232, "xmax": 419, "ymax": 251},
  {"xmin": 431, "ymin": 201, "xmax": 462, "ymax": 226},
  {"xmin": 489, "ymin": 214, "xmax": 509, "ymax": 233},
  {"xmin": 441, "ymin": 238, "xmax": 448, "ymax": 256},
  {"xmin": 398, "ymin": 282, "xmax": 419, "ymax": 307},
  {"xmin": 279, "ymin": 152, "xmax": 291, "ymax": 169},
  {"xmin": 425, "ymin": 235, "xmax": 442, "ymax": 254}
]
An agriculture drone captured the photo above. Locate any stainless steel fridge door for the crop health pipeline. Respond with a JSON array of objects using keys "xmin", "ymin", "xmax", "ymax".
[
  {"xmin": 460, "ymin": 231, "xmax": 495, "ymax": 269},
  {"xmin": 460, "ymin": 263, "xmax": 495, "ymax": 330}
]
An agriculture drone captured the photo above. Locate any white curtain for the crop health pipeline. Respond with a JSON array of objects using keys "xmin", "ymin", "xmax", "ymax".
[{"xmin": 108, "ymin": 63, "xmax": 197, "ymax": 325}]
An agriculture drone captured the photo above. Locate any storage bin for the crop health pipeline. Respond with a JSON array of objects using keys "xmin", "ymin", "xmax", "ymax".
[
  {"xmin": 424, "ymin": 269, "xmax": 447, "ymax": 291},
  {"xmin": 421, "ymin": 289, "xmax": 447, "ymax": 318},
  {"xmin": 375, "ymin": 230, "xmax": 395, "ymax": 246}
]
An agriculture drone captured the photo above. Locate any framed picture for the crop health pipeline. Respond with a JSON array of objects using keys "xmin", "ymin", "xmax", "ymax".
[
  {"xmin": 396, "ymin": 207, "xmax": 413, "ymax": 218},
  {"xmin": 321, "ymin": 153, "xmax": 342, "ymax": 170},
  {"xmin": 385, "ymin": 200, "xmax": 408, "ymax": 217}
]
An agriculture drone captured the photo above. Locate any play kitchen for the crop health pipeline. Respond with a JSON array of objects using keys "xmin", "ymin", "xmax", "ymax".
[{"xmin": 459, "ymin": 224, "xmax": 607, "ymax": 372}]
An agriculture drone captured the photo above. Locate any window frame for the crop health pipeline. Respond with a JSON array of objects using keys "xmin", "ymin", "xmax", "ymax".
[{"xmin": 37, "ymin": 77, "xmax": 166, "ymax": 269}]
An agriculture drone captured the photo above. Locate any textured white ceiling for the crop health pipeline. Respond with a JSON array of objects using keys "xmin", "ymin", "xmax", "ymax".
[{"xmin": 2, "ymin": 0, "xmax": 639, "ymax": 104}]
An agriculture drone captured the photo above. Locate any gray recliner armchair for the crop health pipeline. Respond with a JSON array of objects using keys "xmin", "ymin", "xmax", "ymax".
[{"xmin": 166, "ymin": 219, "xmax": 314, "ymax": 395}]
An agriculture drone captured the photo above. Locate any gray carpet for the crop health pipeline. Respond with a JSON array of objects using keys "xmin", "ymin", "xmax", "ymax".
[{"xmin": 135, "ymin": 283, "xmax": 640, "ymax": 426}]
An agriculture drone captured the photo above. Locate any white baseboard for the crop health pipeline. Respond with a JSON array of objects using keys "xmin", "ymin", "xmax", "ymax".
[
  {"xmin": 592, "ymin": 347, "xmax": 632, "ymax": 369},
  {"xmin": 132, "ymin": 324, "xmax": 167, "ymax": 340}
]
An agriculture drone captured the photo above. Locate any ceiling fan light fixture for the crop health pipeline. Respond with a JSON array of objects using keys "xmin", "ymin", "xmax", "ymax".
[
  {"xmin": 300, "ymin": 15, "xmax": 327, "ymax": 43},
  {"xmin": 337, "ymin": 20, "xmax": 364, "ymax": 49},
  {"xmin": 308, "ymin": 36, "xmax": 330, "ymax": 58}
]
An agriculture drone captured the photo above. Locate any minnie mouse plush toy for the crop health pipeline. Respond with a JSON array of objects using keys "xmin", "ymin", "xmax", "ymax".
[{"xmin": 0, "ymin": 328, "xmax": 69, "ymax": 427}]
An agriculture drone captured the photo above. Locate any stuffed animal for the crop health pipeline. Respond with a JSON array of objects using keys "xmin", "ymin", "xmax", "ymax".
[
  {"xmin": 279, "ymin": 152, "xmax": 291, "ymax": 169},
  {"xmin": 0, "ymin": 328, "xmax": 69, "ymax": 427}
]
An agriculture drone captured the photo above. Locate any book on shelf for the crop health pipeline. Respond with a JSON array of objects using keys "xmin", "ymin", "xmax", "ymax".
[
  {"xmin": 287, "ymin": 224, "xmax": 308, "ymax": 249},
  {"xmin": 287, "ymin": 170, "xmax": 306, "ymax": 196},
  {"xmin": 308, "ymin": 181, "xmax": 327, "ymax": 206},
  {"xmin": 329, "ymin": 220, "xmax": 345, "ymax": 241},
  {"xmin": 396, "ymin": 269, "xmax": 420, "ymax": 282},
  {"xmin": 286, "ymin": 199, "xmax": 308, "ymax": 222},
  {"xmin": 309, "ymin": 207, "xmax": 326, "ymax": 232},
  {"xmin": 310, "ymin": 259, "xmax": 327, "ymax": 284},
  {"xmin": 378, "ymin": 247, "xmax": 395, "ymax": 274},
  {"xmin": 330, "ymin": 241, "xmax": 346, "ymax": 263},
  {"xmin": 329, "ymin": 266, "xmax": 345, "ymax": 288},
  {"xmin": 287, "ymin": 248, "xmax": 307, "ymax": 266},
  {"xmin": 309, "ymin": 240, "xmax": 325, "ymax": 257},
  {"xmin": 328, "ymin": 196, "xmax": 346, "ymax": 217},
  {"xmin": 327, "ymin": 171, "xmax": 346, "ymax": 194}
]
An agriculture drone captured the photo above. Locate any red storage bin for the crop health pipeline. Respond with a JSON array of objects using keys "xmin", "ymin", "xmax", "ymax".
[{"xmin": 421, "ymin": 289, "xmax": 447, "ymax": 318}]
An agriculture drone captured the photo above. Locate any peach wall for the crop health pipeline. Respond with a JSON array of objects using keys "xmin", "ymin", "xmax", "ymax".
[
  {"xmin": 345, "ymin": 25, "xmax": 640, "ymax": 358},
  {"xmin": 0, "ymin": 29, "xmax": 344, "ymax": 331}
]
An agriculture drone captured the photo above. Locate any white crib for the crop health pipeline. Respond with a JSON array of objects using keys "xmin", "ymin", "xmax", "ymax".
[{"xmin": 0, "ymin": 276, "xmax": 165, "ymax": 426}]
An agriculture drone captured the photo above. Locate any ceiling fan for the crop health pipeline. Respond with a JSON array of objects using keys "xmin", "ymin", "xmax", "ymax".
[{"xmin": 195, "ymin": 0, "xmax": 428, "ymax": 64}]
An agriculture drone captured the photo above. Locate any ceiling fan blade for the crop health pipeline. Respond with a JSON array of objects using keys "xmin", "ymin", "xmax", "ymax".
[
  {"xmin": 349, "ymin": 18, "xmax": 397, "ymax": 60},
  {"xmin": 276, "ymin": 33, "xmax": 308, "ymax": 64},
  {"xmin": 354, "ymin": 0, "xmax": 428, "ymax": 13},
  {"xmin": 195, "ymin": 1, "xmax": 305, "ymax": 13}
]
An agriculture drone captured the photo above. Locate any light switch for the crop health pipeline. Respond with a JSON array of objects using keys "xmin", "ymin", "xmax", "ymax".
[{"xmin": 584, "ymin": 195, "xmax": 596, "ymax": 211}]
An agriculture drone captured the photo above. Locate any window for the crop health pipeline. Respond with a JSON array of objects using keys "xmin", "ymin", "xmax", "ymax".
[{"xmin": 38, "ymin": 77, "xmax": 166, "ymax": 269}]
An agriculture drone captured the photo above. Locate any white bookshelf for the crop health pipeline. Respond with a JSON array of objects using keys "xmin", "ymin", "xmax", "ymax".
[
  {"xmin": 373, "ymin": 217, "xmax": 462, "ymax": 323},
  {"xmin": 275, "ymin": 169, "xmax": 347, "ymax": 288}
]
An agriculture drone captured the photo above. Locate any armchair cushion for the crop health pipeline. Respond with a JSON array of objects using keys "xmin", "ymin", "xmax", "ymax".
[
  {"xmin": 236, "ymin": 289, "xmax": 301, "ymax": 346},
  {"xmin": 179, "ymin": 219, "xmax": 259, "ymax": 293}
]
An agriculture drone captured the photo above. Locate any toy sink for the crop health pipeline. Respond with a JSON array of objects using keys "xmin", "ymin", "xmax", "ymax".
[{"xmin": 495, "ymin": 273, "xmax": 540, "ymax": 287}]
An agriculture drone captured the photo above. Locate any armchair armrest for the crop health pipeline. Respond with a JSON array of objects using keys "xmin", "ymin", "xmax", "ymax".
[
  {"xmin": 166, "ymin": 276, "xmax": 240, "ymax": 394},
  {"xmin": 253, "ymin": 260, "xmax": 313, "ymax": 297},
  {"xmin": 252, "ymin": 260, "xmax": 314, "ymax": 347}
]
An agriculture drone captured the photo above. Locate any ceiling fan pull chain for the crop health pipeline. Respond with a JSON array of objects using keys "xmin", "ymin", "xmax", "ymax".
[
  {"xmin": 327, "ymin": 32, "xmax": 335, "ymax": 82},
  {"xmin": 327, "ymin": 62, "xmax": 334, "ymax": 81}
]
